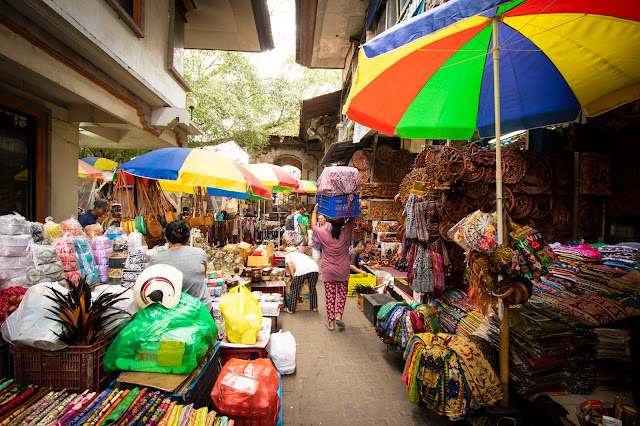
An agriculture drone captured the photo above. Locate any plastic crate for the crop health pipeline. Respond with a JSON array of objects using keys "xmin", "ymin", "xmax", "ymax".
[
  {"xmin": 171, "ymin": 343, "xmax": 222, "ymax": 409},
  {"xmin": 11, "ymin": 338, "xmax": 116, "ymax": 392},
  {"xmin": 220, "ymin": 346, "xmax": 267, "ymax": 366},
  {"xmin": 347, "ymin": 273, "xmax": 376, "ymax": 296},
  {"xmin": 317, "ymin": 194, "xmax": 359, "ymax": 218},
  {"xmin": 0, "ymin": 342, "xmax": 13, "ymax": 379}
]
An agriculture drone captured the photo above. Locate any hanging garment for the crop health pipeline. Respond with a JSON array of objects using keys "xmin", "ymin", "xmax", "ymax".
[
  {"xmin": 413, "ymin": 245, "xmax": 434, "ymax": 293},
  {"xmin": 403, "ymin": 194, "xmax": 418, "ymax": 240}
]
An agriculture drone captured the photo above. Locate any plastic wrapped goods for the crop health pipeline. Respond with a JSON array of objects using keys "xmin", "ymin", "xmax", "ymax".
[
  {"xmin": 91, "ymin": 236, "xmax": 112, "ymax": 284},
  {"xmin": 105, "ymin": 226, "xmax": 126, "ymax": 241},
  {"xmin": 0, "ymin": 282, "xmax": 69, "ymax": 351},
  {"xmin": 30, "ymin": 221, "xmax": 47, "ymax": 244},
  {"xmin": 316, "ymin": 166, "xmax": 359, "ymax": 196},
  {"xmin": 103, "ymin": 293, "xmax": 217, "ymax": 374},
  {"xmin": 0, "ymin": 213, "xmax": 30, "ymax": 236},
  {"xmin": 219, "ymin": 285, "xmax": 263, "ymax": 345},
  {"xmin": 84, "ymin": 223, "xmax": 103, "ymax": 239},
  {"xmin": 51, "ymin": 237, "xmax": 81, "ymax": 285},
  {"xmin": 72, "ymin": 237, "xmax": 99, "ymax": 285},
  {"xmin": 266, "ymin": 330, "xmax": 296, "ymax": 375},
  {"xmin": 0, "ymin": 235, "xmax": 32, "ymax": 257},
  {"xmin": 210, "ymin": 358, "xmax": 281, "ymax": 425},
  {"xmin": 43, "ymin": 217, "xmax": 61, "ymax": 240},
  {"xmin": 60, "ymin": 217, "xmax": 84, "ymax": 237}
]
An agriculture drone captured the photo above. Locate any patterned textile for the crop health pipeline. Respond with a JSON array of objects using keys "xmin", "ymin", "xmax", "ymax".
[
  {"xmin": 316, "ymin": 166, "xmax": 359, "ymax": 196},
  {"xmin": 413, "ymin": 244, "xmax": 434, "ymax": 293},
  {"xmin": 552, "ymin": 294, "xmax": 640, "ymax": 326},
  {"xmin": 324, "ymin": 281, "xmax": 348, "ymax": 323},
  {"xmin": 403, "ymin": 194, "xmax": 418, "ymax": 240},
  {"xmin": 414, "ymin": 201, "xmax": 430, "ymax": 242},
  {"xmin": 402, "ymin": 333, "xmax": 501, "ymax": 420}
]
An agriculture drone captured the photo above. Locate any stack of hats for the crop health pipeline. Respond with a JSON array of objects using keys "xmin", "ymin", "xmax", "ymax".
[
  {"xmin": 0, "ymin": 213, "xmax": 33, "ymax": 288},
  {"xmin": 121, "ymin": 249, "xmax": 149, "ymax": 289},
  {"xmin": 108, "ymin": 235, "xmax": 128, "ymax": 285}
]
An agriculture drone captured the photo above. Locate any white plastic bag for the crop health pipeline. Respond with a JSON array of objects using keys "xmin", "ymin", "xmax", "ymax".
[
  {"xmin": 266, "ymin": 330, "xmax": 296, "ymax": 375},
  {"xmin": 0, "ymin": 282, "xmax": 69, "ymax": 351}
]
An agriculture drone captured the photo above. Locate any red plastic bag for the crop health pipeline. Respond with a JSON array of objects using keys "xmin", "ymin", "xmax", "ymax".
[{"xmin": 211, "ymin": 358, "xmax": 280, "ymax": 425}]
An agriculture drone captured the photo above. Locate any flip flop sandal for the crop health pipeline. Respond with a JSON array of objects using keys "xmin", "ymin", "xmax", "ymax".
[
  {"xmin": 326, "ymin": 324, "xmax": 335, "ymax": 332},
  {"xmin": 284, "ymin": 309, "xmax": 294, "ymax": 315},
  {"xmin": 336, "ymin": 320, "xmax": 346, "ymax": 328}
]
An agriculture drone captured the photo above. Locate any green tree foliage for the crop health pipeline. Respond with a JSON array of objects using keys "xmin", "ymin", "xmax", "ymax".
[
  {"xmin": 79, "ymin": 147, "xmax": 149, "ymax": 165},
  {"xmin": 184, "ymin": 50, "xmax": 339, "ymax": 151}
]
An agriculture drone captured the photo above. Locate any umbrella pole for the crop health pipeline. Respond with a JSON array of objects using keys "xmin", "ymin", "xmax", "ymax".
[{"xmin": 492, "ymin": 16, "xmax": 510, "ymax": 408}]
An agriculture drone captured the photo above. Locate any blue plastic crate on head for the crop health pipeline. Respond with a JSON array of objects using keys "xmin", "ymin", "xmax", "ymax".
[{"xmin": 317, "ymin": 194, "xmax": 360, "ymax": 218}]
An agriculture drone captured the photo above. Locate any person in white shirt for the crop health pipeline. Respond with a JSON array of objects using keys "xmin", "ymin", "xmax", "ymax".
[{"xmin": 284, "ymin": 248, "xmax": 319, "ymax": 314}]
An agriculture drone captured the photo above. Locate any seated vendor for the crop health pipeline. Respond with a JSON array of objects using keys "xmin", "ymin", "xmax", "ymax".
[
  {"xmin": 149, "ymin": 220, "xmax": 213, "ymax": 313},
  {"xmin": 349, "ymin": 241, "xmax": 368, "ymax": 275}
]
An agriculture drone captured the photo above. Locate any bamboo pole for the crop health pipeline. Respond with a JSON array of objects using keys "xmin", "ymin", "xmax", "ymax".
[{"xmin": 492, "ymin": 16, "xmax": 510, "ymax": 407}]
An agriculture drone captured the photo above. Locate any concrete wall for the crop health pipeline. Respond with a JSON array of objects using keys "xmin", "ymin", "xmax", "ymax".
[
  {"xmin": 250, "ymin": 142, "xmax": 323, "ymax": 181},
  {"xmin": 50, "ymin": 0, "xmax": 186, "ymax": 108},
  {"xmin": 50, "ymin": 117, "xmax": 79, "ymax": 221}
]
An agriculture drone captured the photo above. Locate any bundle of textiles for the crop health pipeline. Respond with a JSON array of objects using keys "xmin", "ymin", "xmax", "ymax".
[
  {"xmin": 503, "ymin": 308, "xmax": 571, "ymax": 398},
  {"xmin": 594, "ymin": 328, "xmax": 633, "ymax": 388},
  {"xmin": 0, "ymin": 379, "xmax": 237, "ymax": 426},
  {"xmin": 375, "ymin": 301, "xmax": 438, "ymax": 350},
  {"xmin": 532, "ymin": 306, "xmax": 599, "ymax": 393},
  {"xmin": 0, "ymin": 213, "xmax": 34, "ymax": 289},
  {"xmin": 429, "ymin": 289, "xmax": 482, "ymax": 335},
  {"xmin": 402, "ymin": 332, "xmax": 502, "ymax": 420},
  {"xmin": 598, "ymin": 244, "xmax": 639, "ymax": 272},
  {"xmin": 544, "ymin": 244, "xmax": 601, "ymax": 290}
]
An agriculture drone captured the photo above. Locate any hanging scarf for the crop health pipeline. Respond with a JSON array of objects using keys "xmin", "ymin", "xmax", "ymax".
[
  {"xmin": 414, "ymin": 201, "xmax": 430, "ymax": 242},
  {"xmin": 413, "ymin": 245, "xmax": 434, "ymax": 293},
  {"xmin": 403, "ymin": 194, "xmax": 418, "ymax": 240}
]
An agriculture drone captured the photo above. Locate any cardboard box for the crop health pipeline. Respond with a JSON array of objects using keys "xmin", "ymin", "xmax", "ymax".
[
  {"xmin": 284, "ymin": 278, "xmax": 311, "ymax": 311},
  {"xmin": 357, "ymin": 293, "xmax": 364, "ymax": 311},
  {"xmin": 247, "ymin": 255, "xmax": 269, "ymax": 267}
]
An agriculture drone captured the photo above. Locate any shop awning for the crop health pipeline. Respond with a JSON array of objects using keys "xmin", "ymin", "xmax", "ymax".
[
  {"xmin": 320, "ymin": 139, "xmax": 373, "ymax": 166},
  {"xmin": 299, "ymin": 90, "xmax": 342, "ymax": 141}
]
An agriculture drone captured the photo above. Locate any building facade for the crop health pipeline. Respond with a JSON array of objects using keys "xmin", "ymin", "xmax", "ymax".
[{"xmin": 0, "ymin": 0, "xmax": 272, "ymax": 221}]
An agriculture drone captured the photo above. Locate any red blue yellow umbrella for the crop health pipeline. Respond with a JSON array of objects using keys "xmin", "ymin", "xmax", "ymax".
[
  {"xmin": 81, "ymin": 157, "xmax": 119, "ymax": 171},
  {"xmin": 78, "ymin": 159, "xmax": 102, "ymax": 179},
  {"xmin": 344, "ymin": 0, "xmax": 640, "ymax": 140},
  {"xmin": 116, "ymin": 148, "xmax": 271, "ymax": 200}
]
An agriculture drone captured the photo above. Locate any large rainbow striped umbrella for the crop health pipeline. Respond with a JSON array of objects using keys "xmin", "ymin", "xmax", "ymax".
[
  {"xmin": 344, "ymin": 0, "xmax": 640, "ymax": 140},
  {"xmin": 116, "ymin": 148, "xmax": 270, "ymax": 200},
  {"xmin": 246, "ymin": 163, "xmax": 299, "ymax": 191}
]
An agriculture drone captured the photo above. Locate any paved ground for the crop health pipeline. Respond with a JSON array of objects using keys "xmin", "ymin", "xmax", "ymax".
[{"xmin": 278, "ymin": 282, "xmax": 451, "ymax": 425}]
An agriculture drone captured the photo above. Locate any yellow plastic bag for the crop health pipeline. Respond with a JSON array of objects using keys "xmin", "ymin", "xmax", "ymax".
[{"xmin": 219, "ymin": 284, "xmax": 263, "ymax": 345}]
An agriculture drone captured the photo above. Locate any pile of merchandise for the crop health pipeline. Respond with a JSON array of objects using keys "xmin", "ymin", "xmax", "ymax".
[
  {"xmin": 0, "ymin": 379, "xmax": 238, "ymax": 425},
  {"xmin": 0, "ymin": 214, "xmax": 35, "ymax": 288},
  {"xmin": 594, "ymin": 328, "xmax": 633, "ymax": 388},
  {"xmin": 402, "ymin": 332, "xmax": 502, "ymax": 420},
  {"xmin": 375, "ymin": 301, "xmax": 438, "ymax": 350},
  {"xmin": 598, "ymin": 244, "xmax": 639, "ymax": 272},
  {"xmin": 492, "ymin": 307, "xmax": 571, "ymax": 398},
  {"xmin": 429, "ymin": 289, "xmax": 483, "ymax": 336}
]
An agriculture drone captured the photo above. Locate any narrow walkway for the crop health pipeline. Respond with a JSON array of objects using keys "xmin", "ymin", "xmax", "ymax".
[{"xmin": 278, "ymin": 282, "xmax": 450, "ymax": 425}]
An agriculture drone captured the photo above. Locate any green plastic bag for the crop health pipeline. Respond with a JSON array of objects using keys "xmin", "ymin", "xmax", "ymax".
[
  {"xmin": 219, "ymin": 284, "xmax": 262, "ymax": 345},
  {"xmin": 103, "ymin": 293, "xmax": 217, "ymax": 374}
]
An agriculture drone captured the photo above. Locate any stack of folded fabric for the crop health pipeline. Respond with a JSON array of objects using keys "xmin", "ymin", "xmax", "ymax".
[
  {"xmin": 599, "ymin": 245, "xmax": 639, "ymax": 272},
  {"xmin": 507, "ymin": 308, "xmax": 571, "ymax": 398},
  {"xmin": 575, "ymin": 264, "xmax": 628, "ymax": 295},
  {"xmin": 544, "ymin": 244, "xmax": 601, "ymax": 290},
  {"xmin": 594, "ymin": 328, "xmax": 632, "ymax": 389},
  {"xmin": 430, "ymin": 289, "xmax": 481, "ymax": 334},
  {"xmin": 375, "ymin": 301, "xmax": 438, "ymax": 350},
  {"xmin": 402, "ymin": 332, "xmax": 502, "ymax": 420},
  {"xmin": 0, "ymin": 379, "xmax": 238, "ymax": 425}
]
